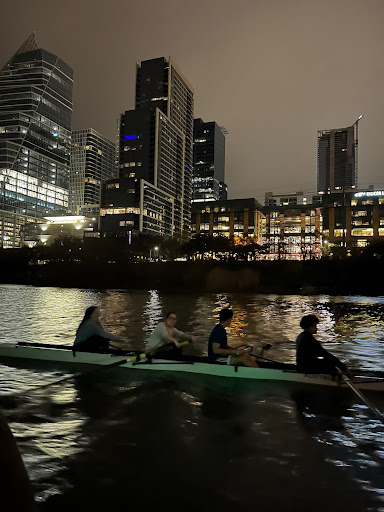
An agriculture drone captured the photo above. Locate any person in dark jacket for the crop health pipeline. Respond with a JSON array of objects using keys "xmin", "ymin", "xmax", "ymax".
[
  {"xmin": 73, "ymin": 306, "xmax": 122, "ymax": 353},
  {"xmin": 296, "ymin": 314, "xmax": 352, "ymax": 377}
]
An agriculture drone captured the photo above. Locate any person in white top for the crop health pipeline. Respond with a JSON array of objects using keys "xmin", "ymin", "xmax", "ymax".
[{"xmin": 146, "ymin": 312, "xmax": 196, "ymax": 359}]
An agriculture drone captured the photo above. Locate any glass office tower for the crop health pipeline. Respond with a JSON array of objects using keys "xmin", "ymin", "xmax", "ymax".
[{"xmin": 0, "ymin": 33, "xmax": 73, "ymax": 247}]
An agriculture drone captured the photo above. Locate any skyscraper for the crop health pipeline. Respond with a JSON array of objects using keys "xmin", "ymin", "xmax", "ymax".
[
  {"xmin": 100, "ymin": 57, "xmax": 194, "ymax": 241},
  {"xmin": 317, "ymin": 118, "xmax": 362, "ymax": 194},
  {"xmin": 70, "ymin": 129, "xmax": 117, "ymax": 216},
  {"xmin": 0, "ymin": 33, "xmax": 73, "ymax": 247},
  {"xmin": 192, "ymin": 118, "xmax": 227, "ymax": 202}
]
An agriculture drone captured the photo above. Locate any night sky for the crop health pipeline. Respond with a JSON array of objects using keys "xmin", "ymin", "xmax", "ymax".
[{"xmin": 1, "ymin": 0, "xmax": 383, "ymax": 203}]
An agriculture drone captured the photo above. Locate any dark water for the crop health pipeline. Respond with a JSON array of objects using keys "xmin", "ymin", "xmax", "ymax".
[{"xmin": 0, "ymin": 285, "xmax": 384, "ymax": 511}]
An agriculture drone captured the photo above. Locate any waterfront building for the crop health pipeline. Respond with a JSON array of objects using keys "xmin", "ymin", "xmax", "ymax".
[
  {"xmin": 265, "ymin": 191, "xmax": 323, "ymax": 207},
  {"xmin": 321, "ymin": 188, "xmax": 384, "ymax": 251},
  {"xmin": 192, "ymin": 118, "xmax": 227, "ymax": 202},
  {"xmin": 317, "ymin": 117, "xmax": 362, "ymax": 194},
  {"xmin": 263, "ymin": 192, "xmax": 323, "ymax": 260},
  {"xmin": 70, "ymin": 129, "xmax": 117, "ymax": 217},
  {"xmin": 21, "ymin": 214, "xmax": 96, "ymax": 247},
  {"xmin": 0, "ymin": 33, "xmax": 73, "ymax": 248},
  {"xmin": 191, "ymin": 198, "xmax": 264, "ymax": 244},
  {"xmin": 100, "ymin": 57, "xmax": 194, "ymax": 241}
]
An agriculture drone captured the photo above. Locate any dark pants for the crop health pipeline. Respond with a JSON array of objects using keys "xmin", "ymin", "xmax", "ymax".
[
  {"xmin": 74, "ymin": 335, "xmax": 110, "ymax": 354},
  {"xmin": 152, "ymin": 346, "xmax": 183, "ymax": 360}
]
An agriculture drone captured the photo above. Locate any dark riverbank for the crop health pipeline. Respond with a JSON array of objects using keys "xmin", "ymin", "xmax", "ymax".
[{"xmin": 0, "ymin": 259, "xmax": 383, "ymax": 295}]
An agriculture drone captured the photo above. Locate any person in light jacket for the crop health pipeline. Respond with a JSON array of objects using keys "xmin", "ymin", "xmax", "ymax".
[{"xmin": 145, "ymin": 312, "xmax": 195, "ymax": 359}]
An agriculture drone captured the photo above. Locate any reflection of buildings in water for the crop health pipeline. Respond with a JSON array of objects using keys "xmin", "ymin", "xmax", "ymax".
[
  {"xmin": 227, "ymin": 305, "xmax": 248, "ymax": 345},
  {"xmin": 142, "ymin": 290, "xmax": 163, "ymax": 338}
]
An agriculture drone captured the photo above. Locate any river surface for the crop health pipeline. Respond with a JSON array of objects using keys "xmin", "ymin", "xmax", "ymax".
[{"xmin": 0, "ymin": 284, "xmax": 384, "ymax": 511}]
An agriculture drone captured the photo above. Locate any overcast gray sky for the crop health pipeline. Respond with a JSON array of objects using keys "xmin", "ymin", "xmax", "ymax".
[{"xmin": 1, "ymin": 0, "xmax": 383, "ymax": 203}]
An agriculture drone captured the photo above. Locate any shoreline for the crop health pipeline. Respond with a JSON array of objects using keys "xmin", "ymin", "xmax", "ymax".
[{"xmin": 0, "ymin": 260, "xmax": 383, "ymax": 296}]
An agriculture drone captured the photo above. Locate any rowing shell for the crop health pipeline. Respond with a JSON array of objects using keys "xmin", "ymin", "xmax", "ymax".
[{"xmin": 0, "ymin": 343, "xmax": 383, "ymax": 391}]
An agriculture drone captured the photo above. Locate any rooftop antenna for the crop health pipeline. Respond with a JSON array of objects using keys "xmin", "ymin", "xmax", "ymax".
[{"xmin": 353, "ymin": 115, "xmax": 363, "ymax": 190}]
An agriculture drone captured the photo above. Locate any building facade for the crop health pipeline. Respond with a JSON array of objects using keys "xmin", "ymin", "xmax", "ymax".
[
  {"xmin": 0, "ymin": 33, "xmax": 73, "ymax": 247},
  {"xmin": 192, "ymin": 118, "xmax": 227, "ymax": 202},
  {"xmin": 101, "ymin": 57, "xmax": 194, "ymax": 241},
  {"xmin": 70, "ymin": 129, "xmax": 117, "ymax": 216},
  {"xmin": 322, "ymin": 189, "xmax": 384, "ymax": 251},
  {"xmin": 263, "ymin": 192, "xmax": 323, "ymax": 260},
  {"xmin": 191, "ymin": 198, "xmax": 264, "ymax": 244},
  {"xmin": 21, "ymin": 214, "xmax": 96, "ymax": 247},
  {"xmin": 317, "ymin": 121, "xmax": 360, "ymax": 194}
]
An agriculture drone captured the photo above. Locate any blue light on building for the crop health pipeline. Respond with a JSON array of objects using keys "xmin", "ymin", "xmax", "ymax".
[{"xmin": 124, "ymin": 134, "xmax": 137, "ymax": 140}]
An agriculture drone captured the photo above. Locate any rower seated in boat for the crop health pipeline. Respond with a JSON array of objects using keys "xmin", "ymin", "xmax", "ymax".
[
  {"xmin": 296, "ymin": 314, "xmax": 353, "ymax": 377},
  {"xmin": 145, "ymin": 312, "xmax": 196, "ymax": 359},
  {"xmin": 73, "ymin": 306, "xmax": 122, "ymax": 353},
  {"xmin": 208, "ymin": 308, "xmax": 259, "ymax": 368}
]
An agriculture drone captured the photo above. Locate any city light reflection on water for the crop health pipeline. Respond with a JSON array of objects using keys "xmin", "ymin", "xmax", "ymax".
[{"xmin": 0, "ymin": 285, "xmax": 384, "ymax": 510}]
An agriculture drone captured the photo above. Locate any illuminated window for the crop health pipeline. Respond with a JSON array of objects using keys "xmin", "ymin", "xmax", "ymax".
[
  {"xmin": 351, "ymin": 228, "xmax": 373, "ymax": 237},
  {"xmin": 129, "ymin": 173, "xmax": 135, "ymax": 178}
]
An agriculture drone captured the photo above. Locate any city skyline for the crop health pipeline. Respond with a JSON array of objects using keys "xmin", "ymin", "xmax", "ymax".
[{"xmin": 1, "ymin": 0, "xmax": 384, "ymax": 205}]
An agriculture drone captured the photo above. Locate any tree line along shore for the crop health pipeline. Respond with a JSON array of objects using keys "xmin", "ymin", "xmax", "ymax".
[{"xmin": 0, "ymin": 256, "xmax": 383, "ymax": 295}]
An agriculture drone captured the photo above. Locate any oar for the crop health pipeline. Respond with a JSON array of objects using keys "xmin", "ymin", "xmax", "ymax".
[
  {"xmin": 336, "ymin": 367, "xmax": 384, "ymax": 422},
  {"xmin": 4, "ymin": 354, "xmax": 133, "ymax": 398},
  {"xmin": 246, "ymin": 344, "xmax": 287, "ymax": 365}
]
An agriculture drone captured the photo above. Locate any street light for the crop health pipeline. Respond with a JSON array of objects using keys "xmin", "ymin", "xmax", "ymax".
[{"xmin": 149, "ymin": 246, "xmax": 159, "ymax": 261}]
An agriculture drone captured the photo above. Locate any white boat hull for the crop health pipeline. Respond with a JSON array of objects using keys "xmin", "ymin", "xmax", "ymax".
[{"xmin": 0, "ymin": 343, "xmax": 383, "ymax": 391}]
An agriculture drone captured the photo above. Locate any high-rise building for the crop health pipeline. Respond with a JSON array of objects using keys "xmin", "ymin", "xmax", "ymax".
[
  {"xmin": 317, "ymin": 118, "xmax": 362, "ymax": 194},
  {"xmin": 100, "ymin": 57, "xmax": 194, "ymax": 241},
  {"xmin": 0, "ymin": 33, "xmax": 73, "ymax": 247},
  {"xmin": 70, "ymin": 129, "xmax": 117, "ymax": 216},
  {"xmin": 192, "ymin": 118, "xmax": 227, "ymax": 202}
]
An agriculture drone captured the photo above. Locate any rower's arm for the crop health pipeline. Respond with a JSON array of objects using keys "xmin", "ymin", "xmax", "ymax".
[
  {"xmin": 173, "ymin": 328, "xmax": 194, "ymax": 343},
  {"xmin": 312, "ymin": 337, "xmax": 348, "ymax": 373},
  {"xmin": 160, "ymin": 325, "xmax": 181, "ymax": 347},
  {"xmin": 212, "ymin": 342, "xmax": 239, "ymax": 356}
]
